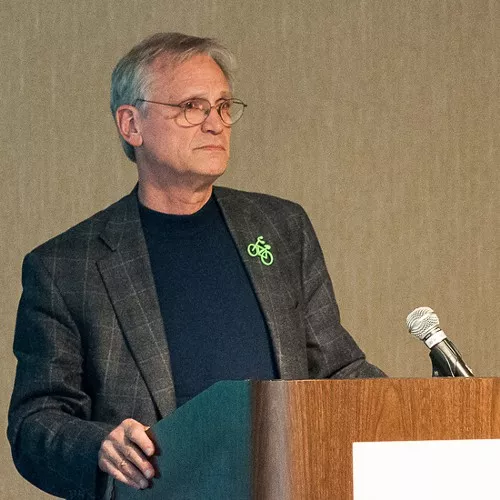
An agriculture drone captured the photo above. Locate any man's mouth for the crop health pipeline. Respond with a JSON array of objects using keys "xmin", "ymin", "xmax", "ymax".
[{"xmin": 195, "ymin": 145, "xmax": 226, "ymax": 151}]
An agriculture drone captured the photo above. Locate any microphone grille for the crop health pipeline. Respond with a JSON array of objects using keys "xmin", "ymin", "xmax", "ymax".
[{"xmin": 406, "ymin": 306, "xmax": 440, "ymax": 340}]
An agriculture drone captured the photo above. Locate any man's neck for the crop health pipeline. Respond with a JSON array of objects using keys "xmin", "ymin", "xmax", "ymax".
[{"xmin": 138, "ymin": 181, "xmax": 214, "ymax": 215}]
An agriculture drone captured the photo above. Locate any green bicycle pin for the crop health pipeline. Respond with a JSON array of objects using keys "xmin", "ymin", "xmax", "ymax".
[{"xmin": 247, "ymin": 235, "xmax": 274, "ymax": 266}]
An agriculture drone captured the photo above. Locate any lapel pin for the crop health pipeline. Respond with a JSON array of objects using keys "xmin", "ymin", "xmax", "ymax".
[{"xmin": 247, "ymin": 235, "xmax": 274, "ymax": 266}]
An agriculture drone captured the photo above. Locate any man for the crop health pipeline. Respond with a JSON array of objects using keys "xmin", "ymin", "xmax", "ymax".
[{"xmin": 8, "ymin": 33, "xmax": 384, "ymax": 499}]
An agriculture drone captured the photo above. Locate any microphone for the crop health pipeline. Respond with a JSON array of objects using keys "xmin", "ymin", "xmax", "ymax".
[{"xmin": 406, "ymin": 306, "xmax": 474, "ymax": 377}]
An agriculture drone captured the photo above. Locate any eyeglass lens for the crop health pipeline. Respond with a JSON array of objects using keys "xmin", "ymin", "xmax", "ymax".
[{"xmin": 184, "ymin": 99, "xmax": 245, "ymax": 125}]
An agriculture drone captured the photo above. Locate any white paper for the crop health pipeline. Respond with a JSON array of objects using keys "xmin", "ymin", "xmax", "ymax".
[{"xmin": 353, "ymin": 439, "xmax": 500, "ymax": 500}]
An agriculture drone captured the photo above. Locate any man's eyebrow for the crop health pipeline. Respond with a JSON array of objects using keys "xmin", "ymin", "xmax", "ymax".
[
  {"xmin": 175, "ymin": 92, "xmax": 234, "ymax": 102},
  {"xmin": 217, "ymin": 94, "xmax": 234, "ymax": 102}
]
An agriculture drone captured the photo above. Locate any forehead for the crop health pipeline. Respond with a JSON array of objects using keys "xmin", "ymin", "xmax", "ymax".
[{"xmin": 147, "ymin": 53, "xmax": 230, "ymax": 98}]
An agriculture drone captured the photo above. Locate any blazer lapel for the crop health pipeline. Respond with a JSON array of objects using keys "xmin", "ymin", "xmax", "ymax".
[
  {"xmin": 214, "ymin": 187, "xmax": 304, "ymax": 379},
  {"xmin": 97, "ymin": 192, "xmax": 175, "ymax": 418}
]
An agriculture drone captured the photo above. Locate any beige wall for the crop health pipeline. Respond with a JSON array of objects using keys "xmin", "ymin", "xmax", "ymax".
[{"xmin": 2, "ymin": 0, "xmax": 499, "ymax": 498}]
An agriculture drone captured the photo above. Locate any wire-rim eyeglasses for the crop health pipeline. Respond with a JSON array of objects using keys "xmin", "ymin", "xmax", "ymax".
[{"xmin": 135, "ymin": 97, "xmax": 247, "ymax": 126}]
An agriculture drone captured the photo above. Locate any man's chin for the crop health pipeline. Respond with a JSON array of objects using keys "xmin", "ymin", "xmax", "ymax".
[
  {"xmin": 187, "ymin": 163, "xmax": 228, "ymax": 187},
  {"xmin": 200, "ymin": 160, "xmax": 228, "ymax": 178}
]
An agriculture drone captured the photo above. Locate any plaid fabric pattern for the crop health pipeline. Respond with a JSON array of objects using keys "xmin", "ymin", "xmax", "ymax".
[{"xmin": 8, "ymin": 186, "xmax": 383, "ymax": 499}]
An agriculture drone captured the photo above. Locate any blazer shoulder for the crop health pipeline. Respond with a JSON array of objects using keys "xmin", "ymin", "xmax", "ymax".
[
  {"xmin": 214, "ymin": 186, "xmax": 306, "ymax": 218},
  {"xmin": 28, "ymin": 191, "xmax": 136, "ymax": 260}
]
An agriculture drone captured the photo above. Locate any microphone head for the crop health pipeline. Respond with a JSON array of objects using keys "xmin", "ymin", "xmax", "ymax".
[{"xmin": 406, "ymin": 306, "xmax": 446, "ymax": 347}]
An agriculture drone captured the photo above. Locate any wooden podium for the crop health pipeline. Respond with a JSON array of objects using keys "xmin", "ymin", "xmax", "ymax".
[{"xmin": 115, "ymin": 378, "xmax": 500, "ymax": 499}]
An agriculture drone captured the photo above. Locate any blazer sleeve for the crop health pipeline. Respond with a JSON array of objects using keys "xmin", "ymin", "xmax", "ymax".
[
  {"xmin": 8, "ymin": 251, "xmax": 115, "ymax": 500},
  {"xmin": 298, "ymin": 207, "xmax": 386, "ymax": 379}
]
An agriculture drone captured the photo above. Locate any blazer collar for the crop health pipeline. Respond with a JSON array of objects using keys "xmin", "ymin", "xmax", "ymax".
[
  {"xmin": 214, "ymin": 187, "xmax": 297, "ymax": 378},
  {"xmin": 97, "ymin": 189, "xmax": 176, "ymax": 418}
]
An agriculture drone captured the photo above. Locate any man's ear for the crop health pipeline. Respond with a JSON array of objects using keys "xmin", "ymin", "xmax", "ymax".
[{"xmin": 115, "ymin": 105, "xmax": 143, "ymax": 147}]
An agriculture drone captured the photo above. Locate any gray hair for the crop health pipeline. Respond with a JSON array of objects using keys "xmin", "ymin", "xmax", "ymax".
[{"xmin": 110, "ymin": 32, "xmax": 236, "ymax": 162}]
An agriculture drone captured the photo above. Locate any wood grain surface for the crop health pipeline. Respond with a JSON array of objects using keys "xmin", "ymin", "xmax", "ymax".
[
  {"xmin": 252, "ymin": 379, "xmax": 500, "ymax": 499},
  {"xmin": 284, "ymin": 378, "xmax": 500, "ymax": 499}
]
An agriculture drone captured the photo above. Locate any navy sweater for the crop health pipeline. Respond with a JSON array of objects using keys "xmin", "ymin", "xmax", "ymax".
[{"xmin": 139, "ymin": 196, "xmax": 278, "ymax": 407}]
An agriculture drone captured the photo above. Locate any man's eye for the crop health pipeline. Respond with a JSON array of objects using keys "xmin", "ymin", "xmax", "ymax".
[
  {"xmin": 183, "ymin": 100, "xmax": 204, "ymax": 110},
  {"xmin": 220, "ymin": 101, "xmax": 233, "ymax": 116}
]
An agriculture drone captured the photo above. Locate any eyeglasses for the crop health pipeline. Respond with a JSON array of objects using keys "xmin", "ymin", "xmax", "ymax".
[{"xmin": 135, "ymin": 97, "xmax": 247, "ymax": 126}]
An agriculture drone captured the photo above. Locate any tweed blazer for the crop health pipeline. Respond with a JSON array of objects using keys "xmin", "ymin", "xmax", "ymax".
[{"xmin": 8, "ymin": 186, "xmax": 383, "ymax": 499}]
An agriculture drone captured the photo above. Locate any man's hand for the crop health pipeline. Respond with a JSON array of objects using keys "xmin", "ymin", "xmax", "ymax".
[{"xmin": 98, "ymin": 419, "xmax": 155, "ymax": 490}]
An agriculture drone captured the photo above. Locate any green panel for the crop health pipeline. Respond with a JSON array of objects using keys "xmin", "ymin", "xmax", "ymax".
[{"xmin": 116, "ymin": 381, "xmax": 251, "ymax": 499}]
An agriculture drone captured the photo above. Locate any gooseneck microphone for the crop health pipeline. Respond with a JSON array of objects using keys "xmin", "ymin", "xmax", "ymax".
[{"xmin": 406, "ymin": 306, "xmax": 474, "ymax": 377}]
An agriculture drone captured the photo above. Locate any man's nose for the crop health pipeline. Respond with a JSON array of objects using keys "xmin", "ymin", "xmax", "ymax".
[{"xmin": 201, "ymin": 106, "xmax": 225, "ymax": 133}]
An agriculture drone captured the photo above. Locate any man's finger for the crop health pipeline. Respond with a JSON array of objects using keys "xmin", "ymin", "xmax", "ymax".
[
  {"xmin": 99, "ymin": 443, "xmax": 150, "ymax": 488},
  {"xmin": 123, "ymin": 419, "xmax": 155, "ymax": 456},
  {"xmin": 98, "ymin": 419, "xmax": 156, "ymax": 490},
  {"xmin": 98, "ymin": 455, "xmax": 146, "ymax": 490},
  {"xmin": 116, "ymin": 439, "xmax": 155, "ymax": 479},
  {"xmin": 99, "ymin": 428, "xmax": 154, "ymax": 486}
]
